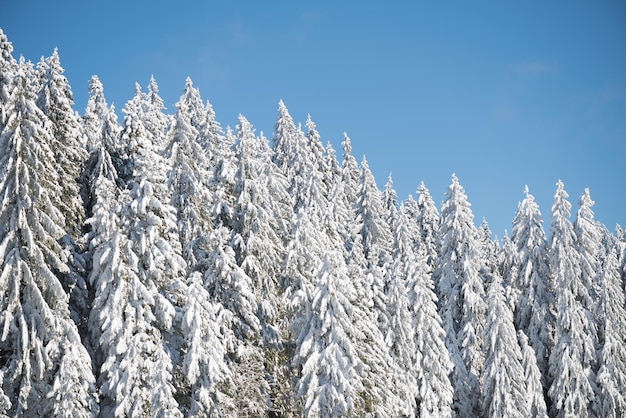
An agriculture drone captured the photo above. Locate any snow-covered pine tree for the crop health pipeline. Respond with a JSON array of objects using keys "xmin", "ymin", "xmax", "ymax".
[
  {"xmin": 203, "ymin": 224, "xmax": 268, "ymax": 416},
  {"xmin": 354, "ymin": 157, "xmax": 392, "ymax": 330},
  {"xmin": 35, "ymin": 49, "xmax": 91, "ymax": 333},
  {"xmin": 87, "ymin": 93, "xmax": 184, "ymax": 417},
  {"xmin": 416, "ymin": 181, "xmax": 440, "ymax": 270},
  {"xmin": 510, "ymin": 186, "xmax": 553, "ymax": 381},
  {"xmin": 383, "ymin": 174, "xmax": 399, "ymax": 231},
  {"xmin": 385, "ymin": 210, "xmax": 421, "ymax": 416},
  {"xmin": 181, "ymin": 272, "xmax": 234, "ymax": 416},
  {"xmin": 175, "ymin": 77, "xmax": 207, "ymax": 134},
  {"xmin": 478, "ymin": 219, "xmax": 500, "ymax": 288},
  {"xmin": 0, "ymin": 29, "xmax": 18, "ymax": 135},
  {"xmin": 82, "ymin": 76, "xmax": 120, "ymax": 155},
  {"xmin": 81, "ymin": 75, "xmax": 123, "ymax": 204},
  {"xmin": 141, "ymin": 76, "xmax": 171, "ymax": 149},
  {"xmin": 518, "ymin": 331, "xmax": 549, "ymax": 418},
  {"xmin": 481, "ymin": 274, "xmax": 529, "ymax": 418},
  {"xmin": 164, "ymin": 84, "xmax": 214, "ymax": 271},
  {"xmin": 121, "ymin": 95, "xmax": 188, "ymax": 413},
  {"xmin": 596, "ymin": 248, "xmax": 626, "ymax": 417},
  {"xmin": 35, "ymin": 48, "xmax": 88, "ymax": 238},
  {"xmin": 574, "ymin": 188, "xmax": 603, "ymax": 321},
  {"xmin": 399, "ymin": 194, "xmax": 422, "ymax": 251},
  {"xmin": 548, "ymin": 180, "xmax": 597, "ymax": 418},
  {"xmin": 271, "ymin": 100, "xmax": 298, "ymax": 186},
  {"xmin": 232, "ymin": 115, "xmax": 288, "ymax": 347},
  {"xmin": 339, "ymin": 158, "xmax": 402, "ymax": 416},
  {"xmin": 435, "ymin": 174, "xmax": 487, "ymax": 417},
  {"xmin": 197, "ymin": 94, "xmax": 223, "ymax": 157},
  {"xmin": 396, "ymin": 199, "xmax": 455, "ymax": 417},
  {"xmin": 410, "ymin": 243, "xmax": 454, "ymax": 418},
  {"xmin": 293, "ymin": 251, "xmax": 364, "ymax": 417},
  {"xmin": 305, "ymin": 115, "xmax": 333, "ymax": 200},
  {"xmin": 88, "ymin": 188, "xmax": 182, "ymax": 417},
  {"xmin": 0, "ymin": 58, "xmax": 98, "ymax": 417},
  {"xmin": 231, "ymin": 117, "xmax": 294, "ymax": 415},
  {"xmin": 340, "ymin": 133, "xmax": 360, "ymax": 206}
]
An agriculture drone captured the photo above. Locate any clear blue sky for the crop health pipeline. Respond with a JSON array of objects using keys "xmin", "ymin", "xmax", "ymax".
[{"xmin": 2, "ymin": 1, "xmax": 625, "ymax": 237}]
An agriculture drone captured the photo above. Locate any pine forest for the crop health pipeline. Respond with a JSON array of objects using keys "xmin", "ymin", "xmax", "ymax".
[{"xmin": 1, "ymin": 29, "xmax": 626, "ymax": 418}]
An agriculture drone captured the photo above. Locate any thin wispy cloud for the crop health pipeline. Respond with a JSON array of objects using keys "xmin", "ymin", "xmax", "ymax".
[{"xmin": 514, "ymin": 61, "xmax": 559, "ymax": 77}]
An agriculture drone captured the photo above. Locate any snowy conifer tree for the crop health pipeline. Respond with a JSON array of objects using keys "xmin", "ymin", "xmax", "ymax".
[
  {"xmin": 510, "ymin": 186, "xmax": 553, "ymax": 380},
  {"xmin": 416, "ymin": 181, "xmax": 440, "ymax": 270},
  {"xmin": 293, "ymin": 252, "xmax": 363, "ymax": 417},
  {"xmin": 35, "ymin": 48, "xmax": 87, "ymax": 238},
  {"xmin": 35, "ymin": 49, "xmax": 91, "ymax": 332},
  {"xmin": 122, "ymin": 89, "xmax": 187, "ymax": 305},
  {"xmin": 383, "ymin": 174, "xmax": 399, "ymax": 230},
  {"xmin": 354, "ymin": 158, "xmax": 392, "ymax": 333},
  {"xmin": 164, "ymin": 86, "xmax": 213, "ymax": 270},
  {"xmin": 341, "ymin": 160, "xmax": 402, "ymax": 416},
  {"xmin": 341, "ymin": 133, "xmax": 360, "ymax": 205},
  {"xmin": 410, "ymin": 246, "xmax": 454, "ymax": 417},
  {"xmin": 272, "ymin": 100, "xmax": 298, "ymax": 183},
  {"xmin": 141, "ymin": 76, "xmax": 171, "ymax": 148},
  {"xmin": 574, "ymin": 188, "xmax": 603, "ymax": 320},
  {"xmin": 232, "ymin": 115, "xmax": 289, "ymax": 347},
  {"xmin": 181, "ymin": 272, "xmax": 234, "ymax": 416},
  {"xmin": 518, "ymin": 331, "xmax": 549, "ymax": 418},
  {"xmin": 548, "ymin": 180, "xmax": 597, "ymax": 418},
  {"xmin": 435, "ymin": 174, "xmax": 487, "ymax": 416},
  {"xmin": 399, "ymin": 194, "xmax": 422, "ymax": 250},
  {"xmin": 87, "ymin": 98, "xmax": 183, "ymax": 417},
  {"xmin": 203, "ymin": 222, "xmax": 268, "ymax": 416},
  {"xmin": 0, "ymin": 58, "xmax": 98, "ymax": 417},
  {"xmin": 596, "ymin": 248, "xmax": 626, "ymax": 417},
  {"xmin": 481, "ymin": 275, "xmax": 529, "ymax": 418},
  {"xmin": 82, "ymin": 76, "xmax": 120, "ymax": 154},
  {"xmin": 0, "ymin": 29, "xmax": 18, "ymax": 136},
  {"xmin": 385, "ymin": 211, "xmax": 421, "ymax": 416},
  {"xmin": 88, "ymin": 191, "xmax": 182, "ymax": 417}
]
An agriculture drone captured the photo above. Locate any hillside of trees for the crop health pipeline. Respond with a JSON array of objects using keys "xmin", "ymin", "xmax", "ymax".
[{"xmin": 1, "ymin": 28, "xmax": 625, "ymax": 418}]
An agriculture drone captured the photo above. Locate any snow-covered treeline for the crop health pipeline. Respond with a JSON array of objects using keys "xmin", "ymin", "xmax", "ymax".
[{"xmin": 1, "ymin": 29, "xmax": 625, "ymax": 418}]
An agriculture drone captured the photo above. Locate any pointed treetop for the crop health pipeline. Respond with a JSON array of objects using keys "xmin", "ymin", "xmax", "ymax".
[
  {"xmin": 578, "ymin": 187, "xmax": 594, "ymax": 210},
  {"xmin": 0, "ymin": 27, "xmax": 14, "ymax": 57},
  {"xmin": 342, "ymin": 132, "xmax": 352, "ymax": 153},
  {"xmin": 551, "ymin": 179, "xmax": 572, "ymax": 223}
]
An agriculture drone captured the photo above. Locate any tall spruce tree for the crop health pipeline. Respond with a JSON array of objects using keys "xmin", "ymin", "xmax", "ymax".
[
  {"xmin": 574, "ymin": 188, "xmax": 603, "ymax": 321},
  {"xmin": 510, "ymin": 186, "xmax": 553, "ymax": 379},
  {"xmin": 436, "ymin": 174, "xmax": 487, "ymax": 417},
  {"xmin": 35, "ymin": 49, "xmax": 91, "ymax": 333},
  {"xmin": 0, "ymin": 29, "xmax": 18, "ymax": 131},
  {"xmin": 340, "ymin": 133, "xmax": 360, "ymax": 206},
  {"xmin": 416, "ymin": 181, "xmax": 440, "ymax": 270},
  {"xmin": 518, "ymin": 331, "xmax": 549, "ymax": 418},
  {"xmin": 293, "ymin": 252, "xmax": 364, "ymax": 417},
  {"xmin": 596, "ymin": 248, "xmax": 626, "ymax": 417},
  {"xmin": 481, "ymin": 274, "xmax": 529, "ymax": 418},
  {"xmin": 180, "ymin": 272, "xmax": 234, "ymax": 416},
  {"xmin": 0, "ymin": 58, "xmax": 98, "ymax": 417},
  {"xmin": 141, "ymin": 76, "xmax": 171, "ymax": 149},
  {"xmin": 164, "ymin": 84, "xmax": 213, "ymax": 271},
  {"xmin": 548, "ymin": 180, "xmax": 597, "ymax": 418},
  {"xmin": 35, "ymin": 49, "xmax": 88, "ymax": 238},
  {"xmin": 232, "ymin": 115, "xmax": 289, "ymax": 348},
  {"xmin": 386, "ymin": 211, "xmax": 422, "ymax": 416},
  {"xmin": 410, "ymin": 243, "xmax": 454, "ymax": 418}
]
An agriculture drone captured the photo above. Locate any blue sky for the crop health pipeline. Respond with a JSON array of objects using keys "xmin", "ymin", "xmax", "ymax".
[{"xmin": 2, "ymin": 1, "xmax": 625, "ymax": 237}]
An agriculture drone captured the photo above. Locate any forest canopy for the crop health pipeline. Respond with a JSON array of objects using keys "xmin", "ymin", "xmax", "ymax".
[{"xmin": 0, "ymin": 28, "xmax": 625, "ymax": 418}]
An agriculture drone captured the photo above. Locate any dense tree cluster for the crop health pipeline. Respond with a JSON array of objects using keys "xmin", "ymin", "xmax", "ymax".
[{"xmin": 1, "ymin": 29, "xmax": 625, "ymax": 417}]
